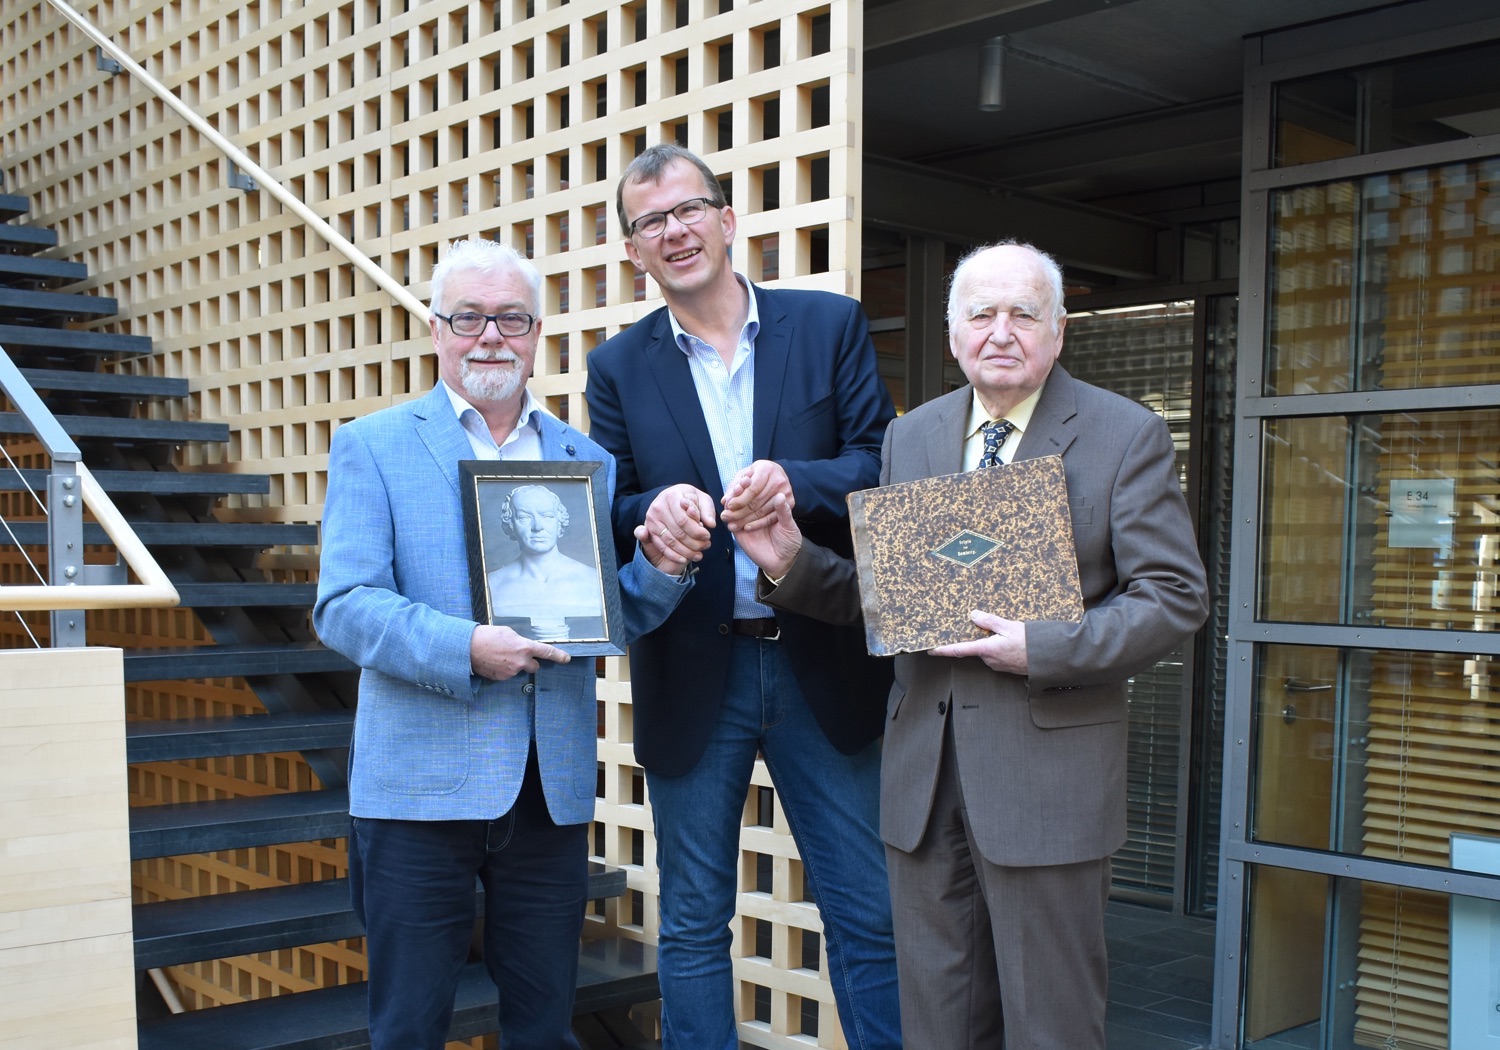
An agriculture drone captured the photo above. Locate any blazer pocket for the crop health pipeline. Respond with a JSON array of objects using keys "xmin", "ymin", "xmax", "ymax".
[
  {"xmin": 791, "ymin": 392, "xmax": 836, "ymax": 429},
  {"xmin": 1068, "ymin": 498, "xmax": 1094, "ymax": 526},
  {"xmin": 1029, "ymin": 685, "xmax": 1124, "ymax": 729}
]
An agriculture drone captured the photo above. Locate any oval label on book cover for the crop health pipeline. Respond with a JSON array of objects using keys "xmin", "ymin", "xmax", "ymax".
[{"xmin": 930, "ymin": 530, "xmax": 1001, "ymax": 567}]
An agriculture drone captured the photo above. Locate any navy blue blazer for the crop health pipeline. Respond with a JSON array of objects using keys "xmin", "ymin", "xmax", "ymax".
[{"xmin": 586, "ymin": 284, "xmax": 896, "ymax": 776}]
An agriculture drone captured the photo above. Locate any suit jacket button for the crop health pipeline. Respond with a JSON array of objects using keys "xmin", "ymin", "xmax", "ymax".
[
  {"xmin": 718, "ymin": 623, "xmax": 730, "ymax": 635},
  {"xmin": 937, "ymin": 700, "xmax": 948, "ymax": 715}
]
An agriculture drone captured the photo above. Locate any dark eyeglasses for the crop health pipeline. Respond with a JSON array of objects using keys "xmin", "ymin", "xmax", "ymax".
[
  {"xmin": 627, "ymin": 197, "xmax": 720, "ymax": 239},
  {"xmin": 434, "ymin": 311, "xmax": 536, "ymax": 337}
]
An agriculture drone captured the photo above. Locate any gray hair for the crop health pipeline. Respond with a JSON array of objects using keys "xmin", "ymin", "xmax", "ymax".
[
  {"xmin": 430, "ymin": 239, "xmax": 542, "ymax": 316},
  {"xmin": 616, "ymin": 143, "xmax": 727, "ymax": 236},
  {"xmin": 499, "ymin": 484, "xmax": 569, "ymax": 540},
  {"xmin": 947, "ymin": 240, "xmax": 1067, "ymax": 334}
]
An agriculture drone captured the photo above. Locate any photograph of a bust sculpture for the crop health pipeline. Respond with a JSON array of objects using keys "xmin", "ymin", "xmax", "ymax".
[{"xmin": 486, "ymin": 483, "xmax": 602, "ymax": 640}]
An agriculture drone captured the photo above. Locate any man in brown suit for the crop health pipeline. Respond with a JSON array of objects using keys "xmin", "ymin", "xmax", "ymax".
[{"xmin": 725, "ymin": 242, "xmax": 1209, "ymax": 1050}]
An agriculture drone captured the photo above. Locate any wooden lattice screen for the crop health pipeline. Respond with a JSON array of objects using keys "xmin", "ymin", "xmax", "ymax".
[{"xmin": 0, "ymin": 0, "xmax": 864, "ymax": 1046}]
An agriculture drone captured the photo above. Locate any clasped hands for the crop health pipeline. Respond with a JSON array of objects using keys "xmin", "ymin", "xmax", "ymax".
[
  {"xmin": 634, "ymin": 459, "xmax": 794, "ymax": 571},
  {"xmin": 720, "ymin": 462, "xmax": 1029, "ymax": 674}
]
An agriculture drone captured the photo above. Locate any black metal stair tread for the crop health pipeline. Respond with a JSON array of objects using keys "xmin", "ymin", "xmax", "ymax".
[
  {"xmin": 130, "ymin": 788, "xmax": 352, "ymax": 860},
  {"xmin": 4, "ymin": 520, "xmax": 316, "ymax": 546},
  {"xmin": 0, "ymin": 224, "xmax": 55, "ymax": 252},
  {"xmin": 18, "ymin": 367, "xmax": 188, "ymax": 398},
  {"xmin": 132, "ymin": 864, "xmax": 628, "ymax": 970},
  {"xmin": 0, "ymin": 253, "xmax": 88, "ymax": 283},
  {"xmin": 0, "ymin": 322, "xmax": 151, "ymax": 356},
  {"xmin": 172, "ymin": 581, "xmax": 319, "ymax": 607},
  {"xmin": 136, "ymin": 938, "xmax": 658, "ymax": 1050},
  {"xmin": 123, "ymin": 643, "xmax": 355, "ymax": 683},
  {"xmin": 0, "ymin": 467, "xmax": 270, "ymax": 496},
  {"xmin": 128, "ymin": 710, "xmax": 354, "ymax": 763},
  {"xmin": 0, "ymin": 285, "xmax": 118, "ymax": 318},
  {"xmin": 0, "ymin": 410, "xmax": 229, "ymax": 443},
  {"xmin": 0, "ymin": 193, "xmax": 28, "ymax": 220}
]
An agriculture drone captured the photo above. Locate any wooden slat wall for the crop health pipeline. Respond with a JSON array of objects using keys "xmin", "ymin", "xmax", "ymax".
[{"xmin": 0, "ymin": 1, "xmax": 863, "ymax": 1045}]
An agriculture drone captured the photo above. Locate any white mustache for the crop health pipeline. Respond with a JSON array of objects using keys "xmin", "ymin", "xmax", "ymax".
[{"xmin": 465, "ymin": 351, "xmax": 518, "ymax": 364}]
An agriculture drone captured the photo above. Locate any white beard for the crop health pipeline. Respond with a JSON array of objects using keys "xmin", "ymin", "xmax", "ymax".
[{"xmin": 460, "ymin": 353, "xmax": 523, "ymax": 403}]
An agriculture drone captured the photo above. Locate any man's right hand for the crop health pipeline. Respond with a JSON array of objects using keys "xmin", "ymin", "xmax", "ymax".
[
  {"xmin": 470, "ymin": 624, "xmax": 571, "ymax": 680},
  {"xmin": 639, "ymin": 484, "xmax": 716, "ymax": 567},
  {"xmin": 731, "ymin": 492, "xmax": 803, "ymax": 582}
]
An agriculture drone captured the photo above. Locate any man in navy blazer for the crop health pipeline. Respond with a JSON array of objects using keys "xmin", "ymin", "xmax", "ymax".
[
  {"xmin": 314, "ymin": 239, "xmax": 703, "ymax": 1050},
  {"xmin": 733, "ymin": 243, "xmax": 1210, "ymax": 1050},
  {"xmin": 584, "ymin": 145, "xmax": 901, "ymax": 1050}
]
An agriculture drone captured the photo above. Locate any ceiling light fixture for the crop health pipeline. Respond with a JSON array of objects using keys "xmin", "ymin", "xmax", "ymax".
[{"xmin": 979, "ymin": 36, "xmax": 1006, "ymax": 112}]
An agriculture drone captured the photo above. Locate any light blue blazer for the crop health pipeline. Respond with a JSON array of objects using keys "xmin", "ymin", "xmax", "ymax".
[{"xmin": 314, "ymin": 385, "xmax": 690, "ymax": 824}]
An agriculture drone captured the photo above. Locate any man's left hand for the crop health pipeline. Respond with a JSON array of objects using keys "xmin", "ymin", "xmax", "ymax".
[
  {"xmin": 722, "ymin": 460, "xmax": 795, "ymax": 532},
  {"xmin": 930, "ymin": 609, "xmax": 1028, "ymax": 674}
]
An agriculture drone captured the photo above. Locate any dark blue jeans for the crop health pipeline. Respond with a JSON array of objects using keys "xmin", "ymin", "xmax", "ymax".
[
  {"xmin": 646, "ymin": 636, "xmax": 901, "ymax": 1049},
  {"xmin": 350, "ymin": 747, "xmax": 589, "ymax": 1050}
]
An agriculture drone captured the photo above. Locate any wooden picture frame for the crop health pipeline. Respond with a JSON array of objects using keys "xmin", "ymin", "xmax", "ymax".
[{"xmin": 458, "ymin": 460, "xmax": 623, "ymax": 657}]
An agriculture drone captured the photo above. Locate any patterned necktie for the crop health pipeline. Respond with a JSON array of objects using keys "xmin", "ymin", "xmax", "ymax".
[{"xmin": 978, "ymin": 419, "xmax": 1014, "ymax": 469}]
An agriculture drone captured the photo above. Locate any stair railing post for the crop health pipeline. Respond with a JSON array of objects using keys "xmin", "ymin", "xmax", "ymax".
[{"xmin": 47, "ymin": 457, "xmax": 87, "ymax": 647}]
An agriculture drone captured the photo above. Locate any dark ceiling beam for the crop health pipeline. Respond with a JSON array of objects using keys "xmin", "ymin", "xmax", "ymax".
[
  {"xmin": 926, "ymin": 97, "xmax": 1243, "ymax": 190},
  {"xmin": 864, "ymin": 157, "xmax": 1164, "ymax": 280},
  {"xmin": 866, "ymin": 0, "xmax": 1149, "ymax": 69}
]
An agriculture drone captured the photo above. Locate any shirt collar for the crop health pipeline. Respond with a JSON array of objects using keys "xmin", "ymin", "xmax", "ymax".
[
  {"xmin": 963, "ymin": 381, "xmax": 1046, "ymax": 443},
  {"xmin": 668, "ymin": 273, "xmax": 760, "ymax": 354},
  {"xmin": 440, "ymin": 380, "xmax": 544, "ymax": 445}
]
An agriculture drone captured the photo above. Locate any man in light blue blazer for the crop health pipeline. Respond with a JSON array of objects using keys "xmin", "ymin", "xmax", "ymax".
[{"xmin": 314, "ymin": 239, "xmax": 703, "ymax": 1050}]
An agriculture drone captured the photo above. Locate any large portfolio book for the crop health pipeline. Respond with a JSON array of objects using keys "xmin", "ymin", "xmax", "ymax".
[{"xmin": 848, "ymin": 455, "xmax": 1084, "ymax": 656}]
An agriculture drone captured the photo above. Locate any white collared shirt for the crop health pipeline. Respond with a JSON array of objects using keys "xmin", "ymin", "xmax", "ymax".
[
  {"xmin": 961, "ymin": 382, "xmax": 1046, "ymax": 471},
  {"xmin": 441, "ymin": 381, "xmax": 545, "ymax": 461},
  {"xmin": 667, "ymin": 273, "xmax": 768, "ymax": 618}
]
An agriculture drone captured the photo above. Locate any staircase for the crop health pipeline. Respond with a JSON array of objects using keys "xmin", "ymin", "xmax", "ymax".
[{"xmin": 0, "ymin": 193, "xmax": 658, "ymax": 1049}]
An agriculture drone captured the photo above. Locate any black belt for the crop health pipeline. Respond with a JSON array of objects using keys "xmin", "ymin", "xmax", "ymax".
[{"xmin": 731, "ymin": 618, "xmax": 780, "ymax": 640}]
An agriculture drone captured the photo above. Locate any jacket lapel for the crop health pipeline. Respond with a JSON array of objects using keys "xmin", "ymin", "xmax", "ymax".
[
  {"xmin": 1014, "ymin": 364, "xmax": 1080, "ymax": 462},
  {"xmin": 413, "ymin": 386, "xmax": 472, "ymax": 499},
  {"xmin": 919, "ymin": 387, "xmax": 970, "ymax": 479},
  {"xmin": 642, "ymin": 309, "xmax": 726, "ymax": 496},
  {"xmin": 751, "ymin": 286, "xmax": 789, "ymax": 457}
]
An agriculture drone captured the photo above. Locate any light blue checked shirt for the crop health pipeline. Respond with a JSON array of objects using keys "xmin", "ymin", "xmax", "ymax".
[{"xmin": 667, "ymin": 275, "xmax": 771, "ymax": 619}]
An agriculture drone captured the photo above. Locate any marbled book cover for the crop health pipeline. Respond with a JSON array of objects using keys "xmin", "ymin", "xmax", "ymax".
[{"xmin": 848, "ymin": 455, "xmax": 1084, "ymax": 656}]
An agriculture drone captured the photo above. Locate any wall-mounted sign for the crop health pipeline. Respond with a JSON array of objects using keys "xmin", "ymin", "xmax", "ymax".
[{"xmin": 1389, "ymin": 478, "xmax": 1455, "ymax": 550}]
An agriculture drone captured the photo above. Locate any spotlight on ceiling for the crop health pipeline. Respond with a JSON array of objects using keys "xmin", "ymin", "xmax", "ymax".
[{"xmin": 979, "ymin": 36, "xmax": 1006, "ymax": 112}]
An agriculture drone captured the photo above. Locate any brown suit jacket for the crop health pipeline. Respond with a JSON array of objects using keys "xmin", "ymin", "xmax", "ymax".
[{"xmin": 762, "ymin": 365, "xmax": 1209, "ymax": 866}]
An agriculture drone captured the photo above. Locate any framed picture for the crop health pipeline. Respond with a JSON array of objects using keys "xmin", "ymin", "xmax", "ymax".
[{"xmin": 459, "ymin": 460, "xmax": 623, "ymax": 657}]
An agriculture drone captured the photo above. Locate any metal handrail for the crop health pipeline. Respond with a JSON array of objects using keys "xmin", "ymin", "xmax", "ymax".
[
  {"xmin": 0, "ymin": 346, "xmax": 177, "ymax": 639},
  {"xmin": 42, "ymin": 0, "xmax": 429, "ymax": 325},
  {"xmin": 0, "ymin": 464, "xmax": 179, "ymax": 611}
]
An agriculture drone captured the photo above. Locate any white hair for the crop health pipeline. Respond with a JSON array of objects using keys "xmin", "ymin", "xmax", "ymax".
[
  {"xmin": 430, "ymin": 239, "xmax": 542, "ymax": 316},
  {"xmin": 946, "ymin": 240, "xmax": 1067, "ymax": 334}
]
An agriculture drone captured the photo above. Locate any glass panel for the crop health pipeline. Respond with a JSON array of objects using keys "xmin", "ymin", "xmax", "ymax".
[
  {"xmin": 1260, "ymin": 409, "xmax": 1500, "ymax": 629},
  {"xmin": 1265, "ymin": 158, "xmax": 1500, "ymax": 395},
  {"xmin": 1273, "ymin": 39, "xmax": 1500, "ymax": 168},
  {"xmin": 1244, "ymin": 870, "xmax": 1495, "ymax": 1050},
  {"xmin": 1275, "ymin": 71, "xmax": 1359, "ymax": 167},
  {"xmin": 1062, "ymin": 302, "xmax": 1195, "ymax": 899},
  {"xmin": 1253, "ymin": 644, "xmax": 1500, "ymax": 866},
  {"xmin": 1251, "ymin": 645, "xmax": 1337, "ymax": 852},
  {"xmin": 1259, "ymin": 416, "xmax": 1349, "ymax": 625}
]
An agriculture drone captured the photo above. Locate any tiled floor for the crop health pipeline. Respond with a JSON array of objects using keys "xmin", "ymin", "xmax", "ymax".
[{"xmin": 1105, "ymin": 900, "xmax": 1218, "ymax": 1050}]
